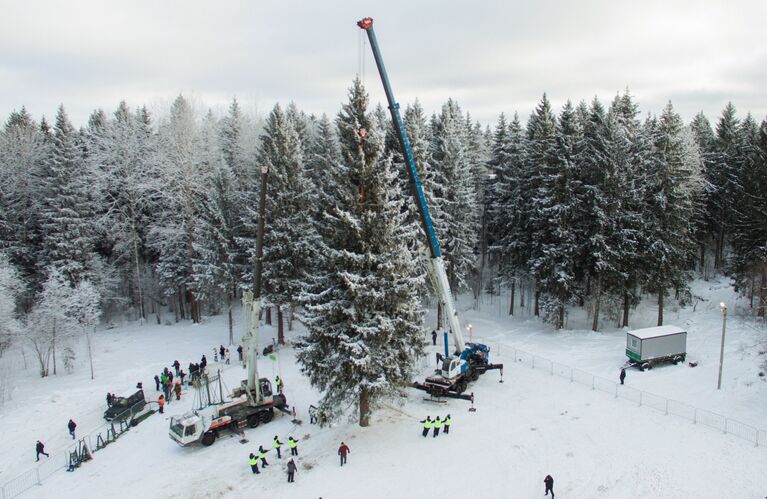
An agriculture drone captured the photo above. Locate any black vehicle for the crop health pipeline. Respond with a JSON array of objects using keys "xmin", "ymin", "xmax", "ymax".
[{"xmin": 104, "ymin": 389, "xmax": 146, "ymax": 421}]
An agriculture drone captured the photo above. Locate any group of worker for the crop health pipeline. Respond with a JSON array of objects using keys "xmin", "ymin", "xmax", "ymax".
[
  {"xmin": 248, "ymin": 435, "xmax": 300, "ymax": 480},
  {"xmin": 420, "ymin": 415, "xmax": 451, "ymax": 437}
]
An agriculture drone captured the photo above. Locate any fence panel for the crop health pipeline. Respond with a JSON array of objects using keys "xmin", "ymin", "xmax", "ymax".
[
  {"xmin": 694, "ymin": 409, "xmax": 726, "ymax": 432},
  {"xmin": 514, "ymin": 349, "xmax": 534, "ymax": 368},
  {"xmin": 532, "ymin": 356, "xmax": 552, "ymax": 375},
  {"xmin": 616, "ymin": 386, "xmax": 641, "ymax": 405},
  {"xmin": 759, "ymin": 430, "xmax": 767, "ymax": 448},
  {"xmin": 571, "ymin": 368, "xmax": 593, "ymax": 388},
  {"xmin": 2, "ymin": 469, "xmax": 40, "ymax": 499},
  {"xmin": 725, "ymin": 419, "xmax": 759, "ymax": 446},
  {"xmin": 552, "ymin": 362, "xmax": 571, "ymax": 381},
  {"xmin": 641, "ymin": 391, "xmax": 667, "ymax": 414},
  {"xmin": 668, "ymin": 400, "xmax": 696, "ymax": 422},
  {"xmin": 593, "ymin": 376, "xmax": 615, "ymax": 395}
]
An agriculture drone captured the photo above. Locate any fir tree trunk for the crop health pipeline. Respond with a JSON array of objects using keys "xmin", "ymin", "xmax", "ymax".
[
  {"xmin": 277, "ymin": 307, "xmax": 285, "ymax": 346},
  {"xmin": 437, "ymin": 302, "xmax": 443, "ymax": 330},
  {"xmin": 52, "ymin": 318, "xmax": 57, "ymax": 375},
  {"xmin": 509, "ymin": 281, "xmax": 515, "ymax": 316},
  {"xmin": 759, "ymin": 266, "xmax": 766, "ymax": 319},
  {"xmin": 288, "ymin": 304, "xmax": 294, "ymax": 331},
  {"xmin": 558, "ymin": 305, "xmax": 565, "ymax": 329},
  {"xmin": 657, "ymin": 287, "xmax": 664, "ymax": 326},
  {"xmin": 520, "ymin": 284, "xmax": 525, "ymax": 309},
  {"xmin": 359, "ymin": 385, "xmax": 370, "ymax": 427},
  {"xmin": 699, "ymin": 241, "xmax": 705, "ymax": 275},
  {"xmin": 266, "ymin": 307, "xmax": 272, "ymax": 325},
  {"xmin": 533, "ymin": 288, "xmax": 540, "ymax": 318},
  {"xmin": 86, "ymin": 327, "xmax": 94, "ymax": 380},
  {"xmin": 716, "ymin": 226, "xmax": 725, "ymax": 269},
  {"xmin": 592, "ymin": 276, "xmax": 601, "ymax": 332},
  {"xmin": 622, "ymin": 289, "xmax": 630, "ymax": 328},
  {"xmin": 750, "ymin": 273, "xmax": 756, "ymax": 310},
  {"xmin": 188, "ymin": 289, "xmax": 200, "ymax": 324},
  {"xmin": 227, "ymin": 294, "xmax": 234, "ymax": 345},
  {"xmin": 132, "ymin": 226, "xmax": 145, "ymax": 322}
]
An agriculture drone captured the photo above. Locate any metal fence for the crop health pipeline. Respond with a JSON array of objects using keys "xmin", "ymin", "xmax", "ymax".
[
  {"xmin": 494, "ymin": 342, "xmax": 766, "ymax": 449},
  {"xmin": 1, "ymin": 399, "xmax": 153, "ymax": 499}
]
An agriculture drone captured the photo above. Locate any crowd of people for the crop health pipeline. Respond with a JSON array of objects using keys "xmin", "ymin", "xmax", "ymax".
[{"xmin": 248, "ymin": 437, "xmax": 351, "ymax": 483}]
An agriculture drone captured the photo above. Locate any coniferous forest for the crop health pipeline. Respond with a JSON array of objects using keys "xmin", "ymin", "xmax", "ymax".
[{"xmin": 1, "ymin": 81, "xmax": 765, "ymax": 421}]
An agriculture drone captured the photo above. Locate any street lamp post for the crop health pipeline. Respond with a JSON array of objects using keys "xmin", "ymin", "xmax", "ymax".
[{"xmin": 717, "ymin": 302, "xmax": 727, "ymax": 390}]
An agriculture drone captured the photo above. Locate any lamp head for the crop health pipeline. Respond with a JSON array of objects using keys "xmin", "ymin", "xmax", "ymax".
[{"xmin": 720, "ymin": 302, "xmax": 727, "ymax": 311}]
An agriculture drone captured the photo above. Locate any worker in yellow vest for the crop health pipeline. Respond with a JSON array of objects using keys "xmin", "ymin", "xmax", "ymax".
[
  {"xmin": 288, "ymin": 436, "xmax": 299, "ymax": 456},
  {"xmin": 249, "ymin": 453, "xmax": 260, "ymax": 474},
  {"xmin": 443, "ymin": 414, "xmax": 452, "ymax": 435},
  {"xmin": 433, "ymin": 416, "xmax": 442, "ymax": 437},
  {"xmin": 420, "ymin": 416, "xmax": 432, "ymax": 437},
  {"xmin": 273, "ymin": 436, "xmax": 283, "ymax": 458},
  {"xmin": 258, "ymin": 445, "xmax": 269, "ymax": 467}
]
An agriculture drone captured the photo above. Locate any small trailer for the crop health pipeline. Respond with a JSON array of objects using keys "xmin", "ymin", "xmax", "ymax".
[{"xmin": 626, "ymin": 325, "xmax": 687, "ymax": 371}]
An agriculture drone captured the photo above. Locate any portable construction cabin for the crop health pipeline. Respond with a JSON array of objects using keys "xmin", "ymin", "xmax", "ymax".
[{"xmin": 626, "ymin": 325, "xmax": 687, "ymax": 370}]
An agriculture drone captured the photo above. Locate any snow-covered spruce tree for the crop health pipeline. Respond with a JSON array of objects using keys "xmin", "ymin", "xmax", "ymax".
[
  {"xmin": 258, "ymin": 103, "xmax": 319, "ymax": 342},
  {"xmin": 465, "ymin": 113, "xmax": 490, "ymax": 302},
  {"xmin": 37, "ymin": 106, "xmax": 97, "ymax": 286},
  {"xmin": 688, "ymin": 111, "xmax": 717, "ymax": 273},
  {"xmin": 192, "ymin": 110, "xmax": 247, "ymax": 341},
  {"xmin": 296, "ymin": 79, "xmax": 425, "ymax": 427},
  {"xmin": 219, "ymin": 98, "xmax": 254, "ymax": 186},
  {"xmin": 25, "ymin": 268, "xmax": 75, "ymax": 376},
  {"xmin": 429, "ymin": 99, "xmax": 479, "ymax": 296},
  {"xmin": 730, "ymin": 114, "xmax": 767, "ymax": 316},
  {"xmin": 0, "ymin": 256, "xmax": 23, "ymax": 356},
  {"xmin": 639, "ymin": 104, "xmax": 703, "ymax": 326},
  {"xmin": 0, "ymin": 108, "xmax": 47, "ymax": 308},
  {"xmin": 494, "ymin": 113, "xmax": 528, "ymax": 315},
  {"xmin": 709, "ymin": 102, "xmax": 741, "ymax": 269},
  {"xmin": 150, "ymin": 95, "xmax": 205, "ymax": 322}
]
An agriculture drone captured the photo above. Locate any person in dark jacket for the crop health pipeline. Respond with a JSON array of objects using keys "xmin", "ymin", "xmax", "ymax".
[
  {"xmin": 36, "ymin": 441, "xmax": 49, "ymax": 461},
  {"xmin": 544, "ymin": 474, "xmax": 555, "ymax": 497},
  {"xmin": 620, "ymin": 368, "xmax": 626, "ymax": 385},
  {"xmin": 237, "ymin": 344, "xmax": 243, "ymax": 361},
  {"xmin": 220, "ymin": 345, "xmax": 226, "ymax": 360},
  {"xmin": 200, "ymin": 355, "xmax": 207, "ymax": 370},
  {"xmin": 179, "ymin": 370, "xmax": 186, "ymax": 385},
  {"xmin": 338, "ymin": 442, "xmax": 350, "ymax": 466},
  {"xmin": 287, "ymin": 458, "xmax": 297, "ymax": 482},
  {"xmin": 68, "ymin": 419, "xmax": 77, "ymax": 439},
  {"xmin": 106, "ymin": 392, "xmax": 113, "ymax": 406},
  {"xmin": 172, "ymin": 360, "xmax": 180, "ymax": 376},
  {"xmin": 431, "ymin": 330, "xmax": 437, "ymax": 346},
  {"xmin": 154, "ymin": 375, "xmax": 160, "ymax": 391}
]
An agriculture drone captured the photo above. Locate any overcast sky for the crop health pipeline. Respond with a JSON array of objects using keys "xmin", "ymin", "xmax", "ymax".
[{"xmin": 2, "ymin": 0, "xmax": 765, "ymax": 128}]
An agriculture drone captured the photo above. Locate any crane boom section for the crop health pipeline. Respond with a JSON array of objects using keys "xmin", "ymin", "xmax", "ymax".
[{"xmin": 358, "ymin": 17, "xmax": 466, "ymax": 351}]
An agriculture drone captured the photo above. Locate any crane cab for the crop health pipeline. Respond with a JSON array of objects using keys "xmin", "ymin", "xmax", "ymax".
[
  {"xmin": 440, "ymin": 356, "xmax": 468, "ymax": 379},
  {"xmin": 169, "ymin": 412, "xmax": 206, "ymax": 446}
]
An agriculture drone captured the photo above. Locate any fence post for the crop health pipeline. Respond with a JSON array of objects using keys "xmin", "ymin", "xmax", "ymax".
[
  {"xmin": 570, "ymin": 368, "xmax": 573, "ymax": 382},
  {"xmin": 665, "ymin": 400, "xmax": 668, "ymax": 415},
  {"xmin": 693, "ymin": 408, "xmax": 697, "ymax": 424},
  {"xmin": 639, "ymin": 391, "xmax": 642, "ymax": 407},
  {"xmin": 615, "ymin": 385, "xmax": 618, "ymax": 398}
]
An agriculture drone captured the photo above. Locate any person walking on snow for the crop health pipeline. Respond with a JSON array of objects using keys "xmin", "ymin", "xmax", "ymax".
[
  {"xmin": 273, "ymin": 436, "xmax": 283, "ymax": 458},
  {"xmin": 237, "ymin": 344, "xmax": 243, "ymax": 361},
  {"xmin": 158, "ymin": 394, "xmax": 165, "ymax": 414},
  {"xmin": 172, "ymin": 359, "xmax": 180, "ymax": 376},
  {"xmin": 225, "ymin": 349, "xmax": 231, "ymax": 365},
  {"xmin": 36, "ymin": 440, "xmax": 49, "ymax": 461},
  {"xmin": 288, "ymin": 437, "xmax": 299, "ymax": 456},
  {"xmin": 338, "ymin": 442, "xmax": 350, "ymax": 466},
  {"xmin": 106, "ymin": 392, "xmax": 113, "ymax": 406},
  {"xmin": 619, "ymin": 368, "xmax": 626, "ymax": 385},
  {"xmin": 420, "ymin": 416, "xmax": 432, "ymax": 437},
  {"xmin": 544, "ymin": 474, "xmax": 555, "ymax": 497},
  {"xmin": 287, "ymin": 458, "xmax": 297, "ymax": 482},
  {"xmin": 258, "ymin": 445, "xmax": 269, "ymax": 466},
  {"xmin": 275, "ymin": 375, "xmax": 284, "ymax": 394},
  {"xmin": 154, "ymin": 374, "xmax": 160, "ymax": 391},
  {"xmin": 433, "ymin": 416, "xmax": 442, "ymax": 437},
  {"xmin": 443, "ymin": 414, "xmax": 452, "ymax": 434},
  {"xmin": 174, "ymin": 381, "xmax": 182, "ymax": 400},
  {"xmin": 68, "ymin": 419, "xmax": 77, "ymax": 439},
  {"xmin": 213, "ymin": 347, "xmax": 218, "ymax": 363},
  {"xmin": 431, "ymin": 330, "xmax": 437, "ymax": 346},
  {"xmin": 220, "ymin": 345, "xmax": 225, "ymax": 360},
  {"xmin": 249, "ymin": 453, "xmax": 260, "ymax": 474}
]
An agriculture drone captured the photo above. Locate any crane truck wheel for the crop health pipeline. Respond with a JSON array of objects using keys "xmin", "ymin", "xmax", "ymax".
[
  {"xmin": 247, "ymin": 414, "xmax": 260, "ymax": 428},
  {"xmin": 201, "ymin": 431, "xmax": 216, "ymax": 446},
  {"xmin": 260, "ymin": 408, "xmax": 274, "ymax": 423}
]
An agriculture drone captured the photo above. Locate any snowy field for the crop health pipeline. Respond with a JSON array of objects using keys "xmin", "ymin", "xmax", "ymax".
[{"xmin": 1, "ymin": 276, "xmax": 766, "ymax": 499}]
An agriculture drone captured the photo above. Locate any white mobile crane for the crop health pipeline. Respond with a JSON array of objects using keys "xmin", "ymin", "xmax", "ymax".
[
  {"xmin": 357, "ymin": 18, "xmax": 503, "ymax": 402},
  {"xmin": 169, "ymin": 165, "xmax": 290, "ymax": 446}
]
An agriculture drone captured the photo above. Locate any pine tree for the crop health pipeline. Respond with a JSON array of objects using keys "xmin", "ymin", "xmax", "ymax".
[
  {"xmin": 297, "ymin": 79, "xmax": 425, "ymax": 427},
  {"xmin": 710, "ymin": 102, "xmax": 740, "ymax": 269},
  {"xmin": 689, "ymin": 111, "xmax": 716, "ymax": 273}
]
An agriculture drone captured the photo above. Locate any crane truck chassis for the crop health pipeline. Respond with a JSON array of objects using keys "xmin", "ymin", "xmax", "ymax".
[
  {"xmin": 169, "ymin": 379, "xmax": 288, "ymax": 446},
  {"xmin": 358, "ymin": 17, "xmax": 503, "ymax": 402}
]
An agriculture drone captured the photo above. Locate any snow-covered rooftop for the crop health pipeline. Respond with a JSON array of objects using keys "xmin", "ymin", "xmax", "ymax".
[{"xmin": 627, "ymin": 325, "xmax": 686, "ymax": 340}]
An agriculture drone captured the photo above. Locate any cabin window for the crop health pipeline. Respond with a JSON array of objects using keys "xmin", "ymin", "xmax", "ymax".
[
  {"xmin": 185, "ymin": 425, "xmax": 196, "ymax": 436},
  {"xmin": 631, "ymin": 339, "xmax": 638, "ymax": 348}
]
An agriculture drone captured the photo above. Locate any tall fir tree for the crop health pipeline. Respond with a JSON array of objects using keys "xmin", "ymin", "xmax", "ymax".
[{"xmin": 297, "ymin": 79, "xmax": 425, "ymax": 427}]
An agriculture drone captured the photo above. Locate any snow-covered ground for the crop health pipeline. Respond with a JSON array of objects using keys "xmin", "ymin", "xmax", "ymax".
[{"xmin": 1, "ymin": 276, "xmax": 766, "ymax": 498}]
